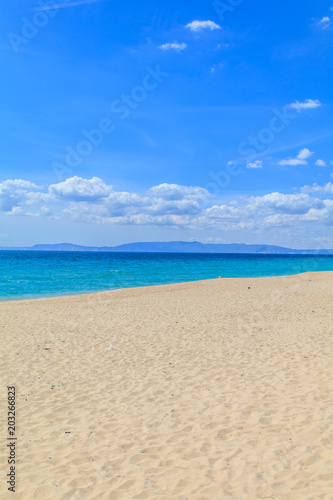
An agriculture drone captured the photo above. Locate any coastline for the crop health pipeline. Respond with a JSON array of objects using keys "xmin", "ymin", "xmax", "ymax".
[
  {"xmin": 0, "ymin": 269, "xmax": 331, "ymax": 303},
  {"xmin": 1, "ymin": 271, "xmax": 333, "ymax": 499},
  {"xmin": 2, "ymin": 251, "xmax": 333, "ymax": 303}
]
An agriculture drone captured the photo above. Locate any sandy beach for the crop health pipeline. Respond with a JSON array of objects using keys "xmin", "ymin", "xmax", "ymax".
[{"xmin": 1, "ymin": 271, "xmax": 333, "ymax": 500}]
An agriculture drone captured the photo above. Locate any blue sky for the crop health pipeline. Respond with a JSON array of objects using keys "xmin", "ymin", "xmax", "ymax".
[{"xmin": 1, "ymin": 0, "xmax": 333, "ymax": 248}]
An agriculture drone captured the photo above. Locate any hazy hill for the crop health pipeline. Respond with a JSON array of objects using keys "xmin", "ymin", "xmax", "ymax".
[{"xmin": 1, "ymin": 241, "xmax": 333, "ymax": 254}]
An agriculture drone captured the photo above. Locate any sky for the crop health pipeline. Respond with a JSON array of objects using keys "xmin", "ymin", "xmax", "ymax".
[{"xmin": 1, "ymin": 0, "xmax": 333, "ymax": 249}]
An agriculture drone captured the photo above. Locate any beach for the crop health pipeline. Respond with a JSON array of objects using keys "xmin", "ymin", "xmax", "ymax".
[{"xmin": 1, "ymin": 271, "xmax": 333, "ymax": 499}]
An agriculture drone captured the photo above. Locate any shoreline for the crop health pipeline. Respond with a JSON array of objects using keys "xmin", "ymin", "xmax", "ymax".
[{"xmin": 0, "ymin": 269, "xmax": 330, "ymax": 304}]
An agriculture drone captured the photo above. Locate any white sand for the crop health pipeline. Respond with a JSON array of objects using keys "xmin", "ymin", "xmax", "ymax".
[{"xmin": 1, "ymin": 272, "xmax": 333, "ymax": 499}]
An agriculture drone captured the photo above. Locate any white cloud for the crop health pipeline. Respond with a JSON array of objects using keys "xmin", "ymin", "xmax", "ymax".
[
  {"xmin": 185, "ymin": 20, "xmax": 221, "ymax": 32},
  {"xmin": 288, "ymin": 99, "xmax": 322, "ymax": 112},
  {"xmin": 0, "ymin": 179, "xmax": 40, "ymax": 190},
  {"xmin": 301, "ymin": 182, "xmax": 333, "ymax": 195},
  {"xmin": 315, "ymin": 159, "xmax": 327, "ymax": 167},
  {"xmin": 249, "ymin": 192, "xmax": 324, "ymax": 215},
  {"xmin": 303, "ymin": 200, "xmax": 333, "ymax": 225},
  {"xmin": 192, "ymin": 191, "xmax": 330, "ymax": 232},
  {"xmin": 210, "ymin": 62, "xmax": 224, "ymax": 73},
  {"xmin": 204, "ymin": 204, "xmax": 244, "ymax": 219},
  {"xmin": 0, "ymin": 179, "xmax": 42, "ymax": 212},
  {"xmin": 246, "ymin": 160, "xmax": 263, "ymax": 169},
  {"xmin": 317, "ymin": 16, "xmax": 331, "ymax": 28},
  {"xmin": 148, "ymin": 183, "xmax": 209, "ymax": 201},
  {"xmin": 297, "ymin": 148, "xmax": 313, "ymax": 160},
  {"xmin": 158, "ymin": 42, "xmax": 187, "ymax": 52},
  {"xmin": 278, "ymin": 158, "xmax": 306, "ymax": 166},
  {"xmin": 278, "ymin": 148, "xmax": 314, "ymax": 166},
  {"xmin": 49, "ymin": 176, "xmax": 112, "ymax": 201},
  {"xmin": 147, "ymin": 198, "xmax": 201, "ymax": 217},
  {"xmin": 1, "ymin": 177, "xmax": 333, "ymax": 234}
]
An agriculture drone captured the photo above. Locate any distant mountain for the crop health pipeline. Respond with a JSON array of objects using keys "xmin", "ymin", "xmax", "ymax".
[{"xmin": 1, "ymin": 241, "xmax": 333, "ymax": 254}]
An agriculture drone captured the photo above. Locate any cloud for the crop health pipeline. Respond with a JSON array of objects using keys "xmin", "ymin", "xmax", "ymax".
[
  {"xmin": 246, "ymin": 160, "xmax": 263, "ymax": 169},
  {"xmin": 278, "ymin": 148, "xmax": 314, "ymax": 166},
  {"xmin": 185, "ymin": 20, "xmax": 221, "ymax": 32},
  {"xmin": 158, "ymin": 42, "xmax": 187, "ymax": 52},
  {"xmin": 249, "ymin": 192, "xmax": 324, "ymax": 215},
  {"xmin": 1, "ymin": 177, "xmax": 333, "ymax": 233},
  {"xmin": 301, "ymin": 182, "xmax": 333, "ymax": 195},
  {"xmin": 0, "ymin": 179, "xmax": 40, "ymax": 190},
  {"xmin": 0, "ymin": 179, "xmax": 42, "ymax": 212},
  {"xmin": 195, "ymin": 192, "xmax": 329, "ymax": 232},
  {"xmin": 33, "ymin": 0, "xmax": 104, "ymax": 11},
  {"xmin": 288, "ymin": 99, "xmax": 322, "ymax": 112},
  {"xmin": 303, "ymin": 199, "xmax": 333, "ymax": 225},
  {"xmin": 204, "ymin": 204, "xmax": 245, "ymax": 219},
  {"xmin": 297, "ymin": 148, "xmax": 313, "ymax": 160},
  {"xmin": 0, "ymin": 177, "xmax": 207, "ymax": 226},
  {"xmin": 317, "ymin": 16, "xmax": 331, "ymax": 28},
  {"xmin": 148, "ymin": 183, "xmax": 209, "ymax": 201},
  {"xmin": 49, "ymin": 176, "xmax": 112, "ymax": 201},
  {"xmin": 278, "ymin": 159, "xmax": 306, "ymax": 166},
  {"xmin": 315, "ymin": 159, "xmax": 327, "ymax": 167},
  {"xmin": 210, "ymin": 62, "xmax": 224, "ymax": 73}
]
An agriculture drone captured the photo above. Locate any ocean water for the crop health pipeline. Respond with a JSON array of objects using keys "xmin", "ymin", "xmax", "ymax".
[{"xmin": 0, "ymin": 250, "xmax": 333, "ymax": 301}]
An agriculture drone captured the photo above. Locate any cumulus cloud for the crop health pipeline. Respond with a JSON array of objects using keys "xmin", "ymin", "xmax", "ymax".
[
  {"xmin": 204, "ymin": 204, "xmax": 244, "ymax": 219},
  {"xmin": 301, "ymin": 182, "xmax": 333, "ymax": 195},
  {"xmin": 1, "ymin": 176, "xmax": 333, "ymax": 233},
  {"xmin": 278, "ymin": 148, "xmax": 314, "ymax": 166},
  {"xmin": 303, "ymin": 199, "xmax": 333, "ymax": 225},
  {"xmin": 297, "ymin": 148, "xmax": 313, "ymax": 160},
  {"xmin": 148, "ymin": 183, "xmax": 209, "ymax": 201},
  {"xmin": 1, "ymin": 179, "xmax": 40, "ymax": 190},
  {"xmin": 196, "ymin": 191, "xmax": 332, "ymax": 232},
  {"xmin": 49, "ymin": 176, "xmax": 112, "ymax": 201},
  {"xmin": 246, "ymin": 160, "xmax": 263, "ymax": 169},
  {"xmin": 249, "ymin": 192, "xmax": 324, "ymax": 215},
  {"xmin": 315, "ymin": 159, "xmax": 327, "ymax": 167},
  {"xmin": 185, "ymin": 20, "xmax": 221, "ymax": 32},
  {"xmin": 0, "ymin": 179, "xmax": 42, "ymax": 212},
  {"xmin": 288, "ymin": 99, "xmax": 322, "ymax": 112},
  {"xmin": 158, "ymin": 41, "xmax": 187, "ymax": 51}
]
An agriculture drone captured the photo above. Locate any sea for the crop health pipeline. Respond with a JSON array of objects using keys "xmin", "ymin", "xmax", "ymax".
[{"xmin": 1, "ymin": 250, "xmax": 333, "ymax": 301}]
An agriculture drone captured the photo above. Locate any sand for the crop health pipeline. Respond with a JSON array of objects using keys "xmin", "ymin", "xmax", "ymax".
[{"xmin": 0, "ymin": 271, "xmax": 333, "ymax": 500}]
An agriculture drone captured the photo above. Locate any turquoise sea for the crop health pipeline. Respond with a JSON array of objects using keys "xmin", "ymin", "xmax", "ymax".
[{"xmin": 1, "ymin": 251, "xmax": 333, "ymax": 301}]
